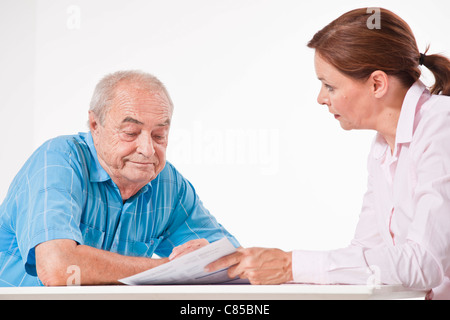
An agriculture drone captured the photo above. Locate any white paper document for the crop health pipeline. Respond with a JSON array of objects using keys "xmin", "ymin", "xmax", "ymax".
[{"xmin": 119, "ymin": 237, "xmax": 247, "ymax": 285}]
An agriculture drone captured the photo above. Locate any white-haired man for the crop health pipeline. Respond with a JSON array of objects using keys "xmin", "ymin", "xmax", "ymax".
[{"xmin": 0, "ymin": 70, "xmax": 239, "ymax": 286}]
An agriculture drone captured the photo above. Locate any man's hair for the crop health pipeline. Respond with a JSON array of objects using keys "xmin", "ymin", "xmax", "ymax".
[{"xmin": 89, "ymin": 70, "xmax": 174, "ymax": 125}]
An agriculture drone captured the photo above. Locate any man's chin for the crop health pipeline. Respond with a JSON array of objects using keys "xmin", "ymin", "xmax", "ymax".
[
  {"xmin": 124, "ymin": 175, "xmax": 155, "ymax": 187},
  {"xmin": 126, "ymin": 167, "xmax": 159, "ymax": 182},
  {"xmin": 123, "ymin": 161, "xmax": 165, "ymax": 182}
]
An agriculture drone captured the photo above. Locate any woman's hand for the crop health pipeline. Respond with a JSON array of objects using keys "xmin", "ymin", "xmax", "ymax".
[{"xmin": 205, "ymin": 247, "xmax": 293, "ymax": 285}]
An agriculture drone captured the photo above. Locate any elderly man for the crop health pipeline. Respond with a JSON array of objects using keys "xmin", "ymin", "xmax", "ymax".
[{"xmin": 0, "ymin": 70, "xmax": 239, "ymax": 286}]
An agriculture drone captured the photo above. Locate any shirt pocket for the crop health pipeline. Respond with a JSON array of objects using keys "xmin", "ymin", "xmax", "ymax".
[
  {"xmin": 79, "ymin": 222, "xmax": 105, "ymax": 249},
  {"xmin": 116, "ymin": 236, "xmax": 164, "ymax": 258},
  {"xmin": 134, "ymin": 237, "xmax": 164, "ymax": 257}
]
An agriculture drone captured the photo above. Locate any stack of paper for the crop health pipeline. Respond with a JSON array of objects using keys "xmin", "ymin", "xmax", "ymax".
[{"xmin": 119, "ymin": 237, "xmax": 248, "ymax": 285}]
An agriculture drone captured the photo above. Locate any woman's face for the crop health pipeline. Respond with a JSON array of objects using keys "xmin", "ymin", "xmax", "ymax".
[{"xmin": 314, "ymin": 53, "xmax": 377, "ymax": 131}]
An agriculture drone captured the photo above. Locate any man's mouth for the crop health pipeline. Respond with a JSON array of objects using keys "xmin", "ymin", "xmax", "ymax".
[{"xmin": 129, "ymin": 161, "xmax": 154, "ymax": 166}]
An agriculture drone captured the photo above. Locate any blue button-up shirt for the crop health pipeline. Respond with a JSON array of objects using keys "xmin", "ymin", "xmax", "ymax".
[{"xmin": 0, "ymin": 132, "xmax": 239, "ymax": 286}]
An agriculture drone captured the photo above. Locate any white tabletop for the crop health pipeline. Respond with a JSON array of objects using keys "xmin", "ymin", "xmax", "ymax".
[{"xmin": 0, "ymin": 284, "xmax": 426, "ymax": 300}]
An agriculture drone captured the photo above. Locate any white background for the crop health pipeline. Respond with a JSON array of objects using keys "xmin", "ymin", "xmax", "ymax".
[{"xmin": 1, "ymin": 0, "xmax": 449, "ymax": 252}]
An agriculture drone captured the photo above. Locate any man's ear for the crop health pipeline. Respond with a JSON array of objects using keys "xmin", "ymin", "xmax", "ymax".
[
  {"xmin": 88, "ymin": 111, "xmax": 99, "ymax": 134},
  {"xmin": 369, "ymin": 70, "xmax": 389, "ymax": 99}
]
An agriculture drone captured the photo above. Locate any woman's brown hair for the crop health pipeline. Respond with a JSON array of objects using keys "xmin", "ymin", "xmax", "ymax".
[{"xmin": 307, "ymin": 8, "xmax": 450, "ymax": 96}]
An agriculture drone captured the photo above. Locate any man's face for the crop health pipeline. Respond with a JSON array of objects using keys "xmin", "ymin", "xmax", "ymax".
[{"xmin": 90, "ymin": 84, "xmax": 172, "ymax": 195}]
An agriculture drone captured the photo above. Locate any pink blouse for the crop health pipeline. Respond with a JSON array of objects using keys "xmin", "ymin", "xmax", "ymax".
[{"xmin": 292, "ymin": 81, "xmax": 450, "ymax": 300}]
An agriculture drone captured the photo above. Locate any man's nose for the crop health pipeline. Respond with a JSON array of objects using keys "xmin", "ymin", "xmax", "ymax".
[{"xmin": 136, "ymin": 133, "xmax": 155, "ymax": 158}]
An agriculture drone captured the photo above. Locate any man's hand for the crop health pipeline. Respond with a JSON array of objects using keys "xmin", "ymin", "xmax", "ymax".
[
  {"xmin": 35, "ymin": 239, "xmax": 168, "ymax": 286},
  {"xmin": 169, "ymin": 239, "xmax": 209, "ymax": 260},
  {"xmin": 205, "ymin": 247, "xmax": 293, "ymax": 285}
]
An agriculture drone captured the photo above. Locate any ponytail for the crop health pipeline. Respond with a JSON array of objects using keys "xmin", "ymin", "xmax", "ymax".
[{"xmin": 422, "ymin": 48, "xmax": 450, "ymax": 96}]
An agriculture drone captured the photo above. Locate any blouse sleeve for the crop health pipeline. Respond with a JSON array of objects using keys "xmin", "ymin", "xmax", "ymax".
[
  {"xmin": 292, "ymin": 107, "xmax": 450, "ymax": 290},
  {"xmin": 292, "ymin": 153, "xmax": 387, "ymax": 286}
]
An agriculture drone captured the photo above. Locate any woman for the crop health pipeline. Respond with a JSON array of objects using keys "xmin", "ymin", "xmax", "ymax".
[{"xmin": 205, "ymin": 8, "xmax": 450, "ymax": 299}]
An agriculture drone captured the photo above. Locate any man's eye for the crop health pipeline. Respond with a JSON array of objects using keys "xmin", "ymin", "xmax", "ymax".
[
  {"xmin": 153, "ymin": 135, "xmax": 166, "ymax": 141},
  {"xmin": 120, "ymin": 132, "xmax": 138, "ymax": 140}
]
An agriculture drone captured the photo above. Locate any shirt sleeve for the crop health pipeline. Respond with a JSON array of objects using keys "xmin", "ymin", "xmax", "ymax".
[
  {"xmin": 293, "ymin": 190, "xmax": 444, "ymax": 289},
  {"xmin": 362, "ymin": 107, "xmax": 449, "ymax": 289},
  {"xmin": 292, "ymin": 107, "xmax": 450, "ymax": 290},
  {"xmin": 292, "ymin": 171, "xmax": 386, "ymax": 285},
  {"xmin": 155, "ymin": 165, "xmax": 240, "ymax": 257},
  {"xmin": 15, "ymin": 139, "xmax": 84, "ymax": 276}
]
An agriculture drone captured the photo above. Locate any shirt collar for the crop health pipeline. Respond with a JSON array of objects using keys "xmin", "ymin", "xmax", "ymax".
[
  {"xmin": 395, "ymin": 80, "xmax": 429, "ymax": 144},
  {"xmin": 372, "ymin": 80, "xmax": 430, "ymax": 159},
  {"xmin": 81, "ymin": 132, "xmax": 151, "ymax": 197},
  {"xmin": 82, "ymin": 131, "xmax": 112, "ymax": 183}
]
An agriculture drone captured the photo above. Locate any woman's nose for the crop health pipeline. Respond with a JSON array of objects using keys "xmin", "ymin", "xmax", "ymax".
[{"xmin": 317, "ymin": 88, "xmax": 330, "ymax": 107}]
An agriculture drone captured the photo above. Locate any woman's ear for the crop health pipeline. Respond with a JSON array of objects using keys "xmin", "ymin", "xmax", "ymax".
[{"xmin": 369, "ymin": 70, "xmax": 389, "ymax": 99}]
